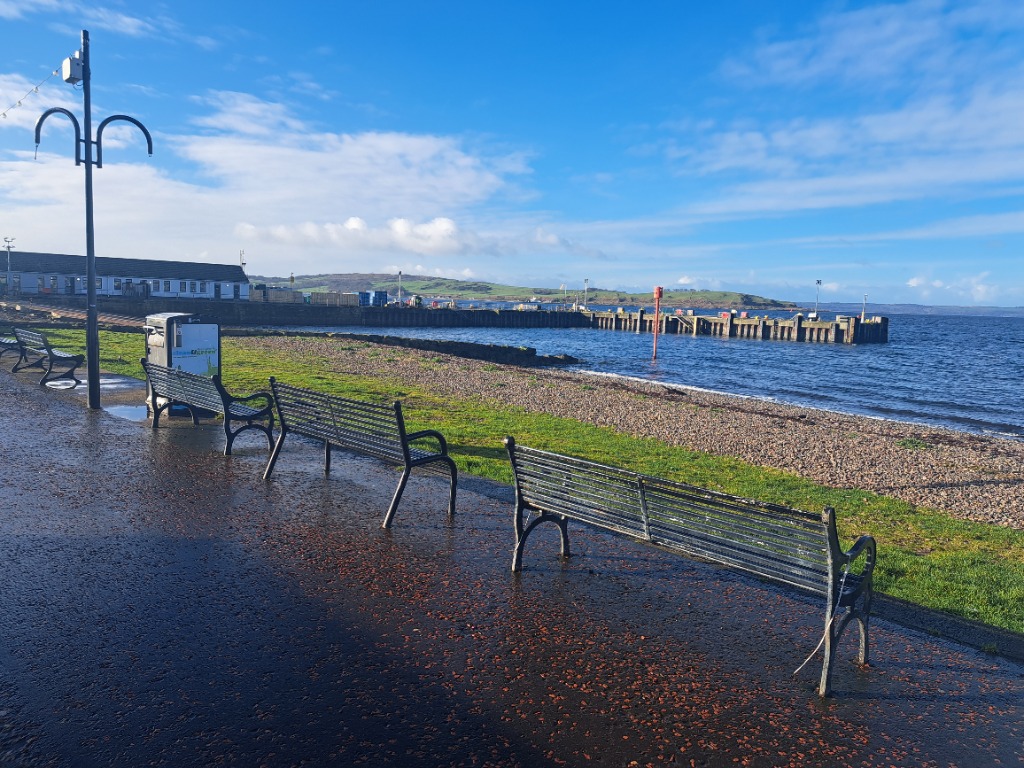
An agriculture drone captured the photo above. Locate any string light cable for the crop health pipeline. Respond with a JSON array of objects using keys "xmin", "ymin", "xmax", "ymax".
[{"xmin": 0, "ymin": 59, "xmax": 67, "ymax": 120}]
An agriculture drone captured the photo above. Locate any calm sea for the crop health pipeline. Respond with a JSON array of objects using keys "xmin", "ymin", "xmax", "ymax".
[{"xmin": 293, "ymin": 311, "xmax": 1024, "ymax": 440}]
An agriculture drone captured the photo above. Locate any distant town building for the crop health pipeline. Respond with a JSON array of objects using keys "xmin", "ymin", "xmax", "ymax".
[{"xmin": 0, "ymin": 251, "xmax": 249, "ymax": 300}]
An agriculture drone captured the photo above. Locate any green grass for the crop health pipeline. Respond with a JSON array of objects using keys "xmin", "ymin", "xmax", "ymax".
[{"xmin": 47, "ymin": 327, "xmax": 1024, "ymax": 636}]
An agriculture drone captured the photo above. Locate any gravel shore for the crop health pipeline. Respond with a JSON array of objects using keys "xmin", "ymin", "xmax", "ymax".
[{"xmin": 243, "ymin": 334, "xmax": 1024, "ymax": 530}]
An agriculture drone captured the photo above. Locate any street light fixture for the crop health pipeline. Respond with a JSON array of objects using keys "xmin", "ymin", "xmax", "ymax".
[{"xmin": 34, "ymin": 29, "xmax": 153, "ymax": 409}]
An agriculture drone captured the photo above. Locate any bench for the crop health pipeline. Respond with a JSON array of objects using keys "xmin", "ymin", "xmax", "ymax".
[
  {"xmin": 140, "ymin": 358, "xmax": 275, "ymax": 456},
  {"xmin": 0, "ymin": 329, "xmax": 18, "ymax": 363},
  {"xmin": 504, "ymin": 437, "xmax": 876, "ymax": 697},
  {"xmin": 264, "ymin": 378, "xmax": 457, "ymax": 528},
  {"xmin": 12, "ymin": 327, "xmax": 85, "ymax": 386}
]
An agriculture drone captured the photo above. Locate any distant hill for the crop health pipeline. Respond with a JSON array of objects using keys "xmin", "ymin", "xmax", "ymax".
[{"xmin": 249, "ymin": 272, "xmax": 797, "ymax": 310}]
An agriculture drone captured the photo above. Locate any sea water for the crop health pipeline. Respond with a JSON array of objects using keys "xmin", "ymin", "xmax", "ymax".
[{"xmin": 288, "ymin": 312, "xmax": 1024, "ymax": 440}]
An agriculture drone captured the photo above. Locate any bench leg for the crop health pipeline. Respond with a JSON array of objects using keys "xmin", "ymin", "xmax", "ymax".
[
  {"xmin": 444, "ymin": 457, "xmax": 457, "ymax": 518},
  {"xmin": 511, "ymin": 511, "xmax": 571, "ymax": 572},
  {"xmin": 818, "ymin": 618, "xmax": 837, "ymax": 697},
  {"xmin": 262, "ymin": 431, "xmax": 288, "ymax": 480},
  {"xmin": 223, "ymin": 419, "xmax": 235, "ymax": 456},
  {"xmin": 381, "ymin": 466, "xmax": 412, "ymax": 529}
]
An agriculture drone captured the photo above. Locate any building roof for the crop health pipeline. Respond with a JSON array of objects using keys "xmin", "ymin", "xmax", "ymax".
[{"xmin": 5, "ymin": 251, "xmax": 249, "ymax": 283}]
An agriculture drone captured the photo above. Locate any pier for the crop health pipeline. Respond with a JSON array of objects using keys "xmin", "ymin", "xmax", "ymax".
[
  {"xmin": 585, "ymin": 310, "xmax": 888, "ymax": 344},
  {"xmin": 25, "ymin": 296, "xmax": 888, "ymax": 343}
]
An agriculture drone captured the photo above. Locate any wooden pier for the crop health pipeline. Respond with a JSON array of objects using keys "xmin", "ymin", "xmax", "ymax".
[{"xmin": 585, "ymin": 310, "xmax": 888, "ymax": 344}]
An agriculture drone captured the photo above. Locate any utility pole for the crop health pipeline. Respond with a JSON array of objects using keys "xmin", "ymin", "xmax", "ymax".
[
  {"xmin": 584, "ymin": 278, "xmax": 589, "ymax": 309},
  {"xmin": 3, "ymin": 237, "xmax": 13, "ymax": 296},
  {"xmin": 35, "ymin": 30, "xmax": 153, "ymax": 408}
]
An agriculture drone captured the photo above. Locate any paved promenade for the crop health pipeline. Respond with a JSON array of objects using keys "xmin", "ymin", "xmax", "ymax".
[{"xmin": 0, "ymin": 367, "xmax": 1020, "ymax": 767}]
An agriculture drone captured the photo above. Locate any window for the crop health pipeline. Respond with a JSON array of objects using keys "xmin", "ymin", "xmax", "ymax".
[
  {"xmin": 64, "ymin": 277, "xmax": 73, "ymax": 292},
  {"xmin": 37, "ymin": 276, "xmax": 44, "ymax": 291},
  {"xmin": 95, "ymin": 277, "xmax": 101, "ymax": 289},
  {"xmin": 113, "ymin": 278, "xmax": 122, "ymax": 291},
  {"xmin": 49, "ymin": 275, "xmax": 58, "ymax": 290},
  {"xmin": 179, "ymin": 281, "xmax": 186, "ymax": 292},
  {"xmin": 199, "ymin": 281, "xmax": 207, "ymax": 293},
  {"xmin": 164, "ymin": 280, "xmax": 171, "ymax": 292},
  {"xmin": 153, "ymin": 280, "xmax": 160, "ymax": 292},
  {"xmin": 189, "ymin": 281, "xmax": 197, "ymax": 293}
]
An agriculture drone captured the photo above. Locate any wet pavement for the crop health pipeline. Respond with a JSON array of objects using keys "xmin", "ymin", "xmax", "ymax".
[{"xmin": 0, "ymin": 366, "xmax": 1021, "ymax": 767}]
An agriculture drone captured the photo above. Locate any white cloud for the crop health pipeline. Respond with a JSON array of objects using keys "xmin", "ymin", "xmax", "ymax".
[
  {"xmin": 0, "ymin": 0, "xmax": 65, "ymax": 20},
  {"xmin": 722, "ymin": 0, "xmax": 1024, "ymax": 89},
  {"xmin": 676, "ymin": 274, "xmax": 722, "ymax": 290},
  {"xmin": 0, "ymin": 90, "xmax": 544, "ymax": 276}
]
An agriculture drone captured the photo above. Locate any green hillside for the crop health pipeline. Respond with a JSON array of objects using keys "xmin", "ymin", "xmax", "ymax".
[{"xmin": 250, "ymin": 272, "xmax": 796, "ymax": 310}]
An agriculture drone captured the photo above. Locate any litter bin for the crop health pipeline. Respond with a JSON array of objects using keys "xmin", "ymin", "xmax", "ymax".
[
  {"xmin": 143, "ymin": 313, "xmax": 221, "ymax": 414},
  {"xmin": 144, "ymin": 312, "xmax": 221, "ymax": 376}
]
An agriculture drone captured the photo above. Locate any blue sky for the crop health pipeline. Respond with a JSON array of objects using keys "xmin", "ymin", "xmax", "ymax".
[{"xmin": 2, "ymin": 1, "xmax": 1024, "ymax": 306}]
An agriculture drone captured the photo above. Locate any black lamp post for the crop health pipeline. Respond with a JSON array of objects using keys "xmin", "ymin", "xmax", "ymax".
[{"xmin": 34, "ymin": 29, "xmax": 153, "ymax": 408}]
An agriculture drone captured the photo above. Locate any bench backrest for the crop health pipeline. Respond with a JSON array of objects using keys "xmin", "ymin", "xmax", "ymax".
[
  {"xmin": 508, "ymin": 441, "xmax": 834, "ymax": 596},
  {"xmin": 508, "ymin": 441, "xmax": 649, "ymax": 540},
  {"xmin": 142, "ymin": 360, "xmax": 224, "ymax": 414},
  {"xmin": 14, "ymin": 328, "xmax": 50, "ymax": 351},
  {"xmin": 270, "ymin": 378, "xmax": 407, "ymax": 464}
]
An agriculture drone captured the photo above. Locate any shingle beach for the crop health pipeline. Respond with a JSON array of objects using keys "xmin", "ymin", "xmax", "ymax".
[{"xmin": 241, "ymin": 334, "xmax": 1024, "ymax": 530}]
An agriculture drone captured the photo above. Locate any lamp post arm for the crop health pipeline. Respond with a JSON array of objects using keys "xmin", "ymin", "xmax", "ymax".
[
  {"xmin": 34, "ymin": 108, "xmax": 83, "ymax": 165},
  {"xmin": 95, "ymin": 115, "xmax": 154, "ymax": 168}
]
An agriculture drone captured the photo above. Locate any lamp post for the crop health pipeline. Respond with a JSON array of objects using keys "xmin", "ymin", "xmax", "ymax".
[
  {"xmin": 814, "ymin": 279, "xmax": 821, "ymax": 316},
  {"xmin": 3, "ymin": 237, "xmax": 13, "ymax": 296},
  {"xmin": 34, "ymin": 30, "xmax": 153, "ymax": 409},
  {"xmin": 583, "ymin": 278, "xmax": 589, "ymax": 309},
  {"xmin": 652, "ymin": 285, "xmax": 663, "ymax": 361}
]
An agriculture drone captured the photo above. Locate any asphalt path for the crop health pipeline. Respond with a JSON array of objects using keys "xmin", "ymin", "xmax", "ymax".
[{"xmin": 0, "ymin": 366, "xmax": 1020, "ymax": 767}]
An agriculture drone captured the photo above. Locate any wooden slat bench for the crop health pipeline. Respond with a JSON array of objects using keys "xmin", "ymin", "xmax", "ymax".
[
  {"xmin": 140, "ymin": 358, "xmax": 275, "ymax": 456},
  {"xmin": 264, "ymin": 378, "xmax": 457, "ymax": 528},
  {"xmin": 12, "ymin": 328, "xmax": 84, "ymax": 386},
  {"xmin": 504, "ymin": 437, "xmax": 877, "ymax": 697}
]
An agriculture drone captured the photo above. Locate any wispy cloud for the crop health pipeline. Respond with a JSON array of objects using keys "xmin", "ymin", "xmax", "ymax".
[
  {"xmin": 664, "ymin": 0, "xmax": 1024, "ymax": 227},
  {"xmin": 721, "ymin": 0, "xmax": 1024, "ymax": 89}
]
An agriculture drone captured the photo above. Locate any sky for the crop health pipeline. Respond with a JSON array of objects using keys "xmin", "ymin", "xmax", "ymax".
[{"xmin": 2, "ymin": 1, "xmax": 1024, "ymax": 306}]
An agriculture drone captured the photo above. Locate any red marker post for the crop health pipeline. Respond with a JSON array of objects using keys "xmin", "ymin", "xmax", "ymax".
[{"xmin": 652, "ymin": 286, "xmax": 664, "ymax": 361}]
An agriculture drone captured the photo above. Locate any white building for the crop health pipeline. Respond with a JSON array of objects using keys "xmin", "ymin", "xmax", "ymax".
[{"xmin": 1, "ymin": 251, "xmax": 250, "ymax": 300}]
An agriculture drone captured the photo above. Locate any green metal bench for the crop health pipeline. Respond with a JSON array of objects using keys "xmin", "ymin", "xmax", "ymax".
[
  {"xmin": 12, "ymin": 328, "xmax": 84, "ymax": 386},
  {"xmin": 505, "ymin": 436, "xmax": 876, "ymax": 697},
  {"xmin": 265, "ymin": 378, "xmax": 457, "ymax": 528},
  {"xmin": 140, "ymin": 358, "xmax": 275, "ymax": 455}
]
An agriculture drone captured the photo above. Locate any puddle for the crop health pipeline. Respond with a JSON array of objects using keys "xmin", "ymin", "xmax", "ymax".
[{"xmin": 105, "ymin": 404, "xmax": 151, "ymax": 422}]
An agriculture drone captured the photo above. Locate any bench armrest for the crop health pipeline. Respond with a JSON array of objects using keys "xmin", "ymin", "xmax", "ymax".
[
  {"xmin": 213, "ymin": 376, "xmax": 273, "ymax": 413},
  {"xmin": 405, "ymin": 429, "xmax": 448, "ymax": 454},
  {"xmin": 230, "ymin": 390, "xmax": 274, "ymax": 412},
  {"xmin": 841, "ymin": 534, "xmax": 877, "ymax": 579}
]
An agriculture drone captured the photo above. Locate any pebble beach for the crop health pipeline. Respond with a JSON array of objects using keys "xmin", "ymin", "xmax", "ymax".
[{"xmin": 242, "ymin": 334, "xmax": 1024, "ymax": 530}]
